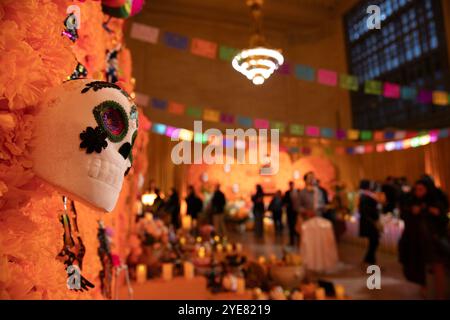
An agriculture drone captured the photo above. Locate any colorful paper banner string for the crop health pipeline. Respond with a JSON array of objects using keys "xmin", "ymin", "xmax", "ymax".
[
  {"xmin": 147, "ymin": 119, "xmax": 447, "ymax": 156},
  {"xmin": 130, "ymin": 23, "xmax": 450, "ymax": 107},
  {"xmin": 137, "ymin": 92, "xmax": 450, "ymax": 143}
]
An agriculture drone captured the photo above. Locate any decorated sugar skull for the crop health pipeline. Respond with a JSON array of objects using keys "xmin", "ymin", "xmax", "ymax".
[{"xmin": 31, "ymin": 79, "xmax": 138, "ymax": 212}]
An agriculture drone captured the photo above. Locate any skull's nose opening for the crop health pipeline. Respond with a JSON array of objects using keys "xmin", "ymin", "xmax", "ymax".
[{"xmin": 118, "ymin": 142, "xmax": 132, "ymax": 160}]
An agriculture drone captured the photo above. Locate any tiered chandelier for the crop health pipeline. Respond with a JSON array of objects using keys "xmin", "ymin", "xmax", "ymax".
[{"xmin": 232, "ymin": 0, "xmax": 284, "ymax": 85}]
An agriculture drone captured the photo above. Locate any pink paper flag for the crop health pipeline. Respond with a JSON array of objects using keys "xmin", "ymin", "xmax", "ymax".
[
  {"xmin": 383, "ymin": 82, "xmax": 401, "ymax": 99},
  {"xmin": 254, "ymin": 119, "xmax": 269, "ymax": 129},
  {"xmin": 317, "ymin": 69, "xmax": 338, "ymax": 86},
  {"xmin": 130, "ymin": 23, "xmax": 159, "ymax": 43},
  {"xmin": 134, "ymin": 92, "xmax": 149, "ymax": 106},
  {"xmin": 191, "ymin": 38, "xmax": 218, "ymax": 59},
  {"xmin": 305, "ymin": 126, "xmax": 320, "ymax": 137}
]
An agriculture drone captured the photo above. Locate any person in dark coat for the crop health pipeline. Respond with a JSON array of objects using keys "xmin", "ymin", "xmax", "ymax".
[
  {"xmin": 210, "ymin": 184, "xmax": 227, "ymax": 236},
  {"xmin": 150, "ymin": 188, "xmax": 165, "ymax": 219},
  {"xmin": 251, "ymin": 184, "xmax": 265, "ymax": 239},
  {"xmin": 358, "ymin": 180, "xmax": 381, "ymax": 265},
  {"xmin": 165, "ymin": 188, "xmax": 181, "ymax": 229},
  {"xmin": 283, "ymin": 181, "xmax": 300, "ymax": 246},
  {"xmin": 399, "ymin": 179, "xmax": 449, "ymax": 298},
  {"xmin": 269, "ymin": 190, "xmax": 284, "ymax": 236},
  {"xmin": 185, "ymin": 185, "xmax": 203, "ymax": 224},
  {"xmin": 382, "ymin": 176, "xmax": 398, "ymax": 214}
]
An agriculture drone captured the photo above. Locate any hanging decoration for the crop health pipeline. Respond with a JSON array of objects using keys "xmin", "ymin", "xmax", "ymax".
[
  {"xmin": 105, "ymin": 45, "xmax": 121, "ymax": 83},
  {"xmin": 102, "ymin": 0, "xmax": 145, "ymax": 19},
  {"xmin": 143, "ymin": 119, "xmax": 448, "ymax": 157},
  {"xmin": 68, "ymin": 62, "xmax": 88, "ymax": 80},
  {"xmin": 135, "ymin": 92, "xmax": 449, "ymax": 143},
  {"xmin": 232, "ymin": 0, "xmax": 284, "ymax": 85},
  {"xmin": 130, "ymin": 22, "xmax": 450, "ymax": 106},
  {"xmin": 57, "ymin": 197, "xmax": 95, "ymax": 292},
  {"xmin": 31, "ymin": 79, "xmax": 138, "ymax": 212},
  {"xmin": 97, "ymin": 220, "xmax": 114, "ymax": 299},
  {"xmin": 62, "ymin": 12, "xmax": 79, "ymax": 42}
]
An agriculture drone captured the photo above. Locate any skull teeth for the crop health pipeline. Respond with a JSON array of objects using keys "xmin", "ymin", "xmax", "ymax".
[{"xmin": 88, "ymin": 158, "xmax": 122, "ymax": 189}]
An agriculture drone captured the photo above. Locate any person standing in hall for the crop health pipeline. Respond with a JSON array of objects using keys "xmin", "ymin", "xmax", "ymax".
[
  {"xmin": 298, "ymin": 172, "xmax": 326, "ymax": 219},
  {"xmin": 358, "ymin": 180, "xmax": 382, "ymax": 266},
  {"xmin": 251, "ymin": 184, "xmax": 265, "ymax": 240},
  {"xmin": 283, "ymin": 181, "xmax": 300, "ymax": 246},
  {"xmin": 210, "ymin": 184, "xmax": 227, "ymax": 236},
  {"xmin": 185, "ymin": 185, "xmax": 203, "ymax": 228},
  {"xmin": 269, "ymin": 190, "xmax": 284, "ymax": 236},
  {"xmin": 399, "ymin": 178, "xmax": 449, "ymax": 299},
  {"xmin": 165, "ymin": 187, "xmax": 181, "ymax": 229}
]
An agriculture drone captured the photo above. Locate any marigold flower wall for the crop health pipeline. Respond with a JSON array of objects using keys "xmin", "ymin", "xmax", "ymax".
[{"xmin": 0, "ymin": 0, "xmax": 149, "ymax": 299}]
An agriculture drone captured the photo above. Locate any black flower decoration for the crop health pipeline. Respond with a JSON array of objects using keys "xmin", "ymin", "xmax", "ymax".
[
  {"xmin": 79, "ymin": 126, "xmax": 108, "ymax": 154},
  {"xmin": 81, "ymin": 81, "xmax": 131, "ymax": 100}
]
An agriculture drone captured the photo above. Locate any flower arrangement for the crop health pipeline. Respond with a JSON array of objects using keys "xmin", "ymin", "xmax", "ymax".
[{"xmin": 0, "ymin": 0, "xmax": 149, "ymax": 299}]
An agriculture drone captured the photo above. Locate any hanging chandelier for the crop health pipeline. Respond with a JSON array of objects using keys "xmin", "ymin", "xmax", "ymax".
[{"xmin": 232, "ymin": 0, "xmax": 284, "ymax": 85}]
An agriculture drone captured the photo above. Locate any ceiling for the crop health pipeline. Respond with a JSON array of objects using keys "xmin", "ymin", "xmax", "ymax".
[{"xmin": 141, "ymin": 0, "xmax": 359, "ymax": 41}]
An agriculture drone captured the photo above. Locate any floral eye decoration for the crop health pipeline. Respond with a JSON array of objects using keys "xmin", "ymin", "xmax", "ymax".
[{"xmin": 93, "ymin": 101, "xmax": 129, "ymax": 142}]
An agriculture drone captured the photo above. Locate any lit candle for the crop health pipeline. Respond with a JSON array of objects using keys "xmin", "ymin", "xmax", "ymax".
[
  {"xmin": 183, "ymin": 261, "xmax": 194, "ymax": 280},
  {"xmin": 226, "ymin": 244, "xmax": 233, "ymax": 253},
  {"xmin": 315, "ymin": 287, "xmax": 326, "ymax": 300},
  {"xmin": 237, "ymin": 277, "xmax": 246, "ymax": 295},
  {"xmin": 291, "ymin": 291, "xmax": 304, "ymax": 300},
  {"xmin": 214, "ymin": 235, "xmax": 220, "ymax": 242},
  {"xmin": 198, "ymin": 247, "xmax": 206, "ymax": 258},
  {"xmin": 162, "ymin": 263, "xmax": 173, "ymax": 281},
  {"xmin": 179, "ymin": 237, "xmax": 186, "ymax": 246},
  {"xmin": 216, "ymin": 244, "xmax": 223, "ymax": 253},
  {"xmin": 136, "ymin": 264, "xmax": 147, "ymax": 284},
  {"xmin": 335, "ymin": 284, "xmax": 345, "ymax": 300},
  {"xmin": 236, "ymin": 243, "xmax": 243, "ymax": 253},
  {"xmin": 182, "ymin": 215, "xmax": 192, "ymax": 230},
  {"xmin": 258, "ymin": 256, "xmax": 266, "ymax": 264}
]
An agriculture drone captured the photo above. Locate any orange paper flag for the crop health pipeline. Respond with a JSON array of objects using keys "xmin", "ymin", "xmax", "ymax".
[
  {"xmin": 168, "ymin": 101, "xmax": 185, "ymax": 115},
  {"xmin": 432, "ymin": 91, "xmax": 449, "ymax": 106},
  {"xmin": 203, "ymin": 108, "xmax": 220, "ymax": 122},
  {"xmin": 191, "ymin": 38, "xmax": 218, "ymax": 59}
]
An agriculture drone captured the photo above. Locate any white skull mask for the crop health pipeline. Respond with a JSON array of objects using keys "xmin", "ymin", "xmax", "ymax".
[{"xmin": 31, "ymin": 79, "xmax": 138, "ymax": 212}]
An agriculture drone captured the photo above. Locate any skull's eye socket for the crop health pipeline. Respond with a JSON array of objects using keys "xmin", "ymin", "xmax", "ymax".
[{"xmin": 93, "ymin": 101, "xmax": 129, "ymax": 142}]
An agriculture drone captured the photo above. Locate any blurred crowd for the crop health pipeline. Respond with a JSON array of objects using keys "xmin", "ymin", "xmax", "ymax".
[{"xmin": 136, "ymin": 172, "xmax": 449, "ymax": 299}]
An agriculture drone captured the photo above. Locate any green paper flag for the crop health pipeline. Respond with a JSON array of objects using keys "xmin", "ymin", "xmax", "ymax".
[
  {"xmin": 290, "ymin": 124, "xmax": 304, "ymax": 136},
  {"xmin": 360, "ymin": 130, "xmax": 373, "ymax": 141},
  {"xmin": 186, "ymin": 106, "xmax": 202, "ymax": 118},
  {"xmin": 271, "ymin": 121, "xmax": 286, "ymax": 133},
  {"xmin": 365, "ymin": 80, "xmax": 382, "ymax": 95},
  {"xmin": 219, "ymin": 46, "xmax": 239, "ymax": 61},
  {"xmin": 340, "ymin": 74, "xmax": 359, "ymax": 91}
]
